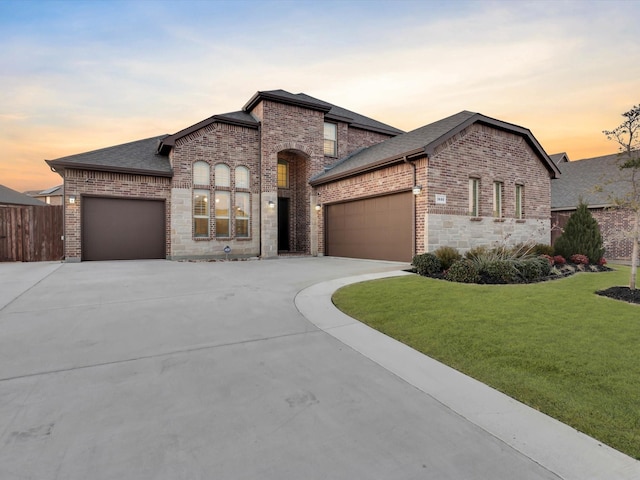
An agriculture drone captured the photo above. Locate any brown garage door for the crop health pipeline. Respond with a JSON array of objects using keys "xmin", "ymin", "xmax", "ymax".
[
  {"xmin": 326, "ymin": 192, "xmax": 413, "ymax": 262},
  {"xmin": 82, "ymin": 197, "xmax": 166, "ymax": 261}
]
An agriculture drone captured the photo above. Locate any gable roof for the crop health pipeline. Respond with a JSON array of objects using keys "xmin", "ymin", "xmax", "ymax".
[
  {"xmin": 311, "ymin": 111, "xmax": 560, "ymax": 185},
  {"xmin": 551, "ymin": 152, "xmax": 633, "ymax": 210},
  {"xmin": 549, "ymin": 152, "xmax": 570, "ymax": 165},
  {"xmin": 157, "ymin": 111, "xmax": 259, "ymax": 155},
  {"xmin": 46, "ymin": 135, "xmax": 172, "ymax": 177},
  {"xmin": 243, "ymin": 90, "xmax": 404, "ymax": 136},
  {"xmin": 0, "ymin": 184, "xmax": 47, "ymax": 206}
]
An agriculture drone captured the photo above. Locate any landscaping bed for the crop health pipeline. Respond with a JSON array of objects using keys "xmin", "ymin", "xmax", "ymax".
[{"xmin": 597, "ymin": 286, "xmax": 640, "ymax": 305}]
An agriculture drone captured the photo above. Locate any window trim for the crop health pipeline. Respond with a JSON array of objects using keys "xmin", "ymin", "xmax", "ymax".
[
  {"xmin": 515, "ymin": 184, "xmax": 524, "ymax": 219},
  {"xmin": 469, "ymin": 178, "xmax": 480, "ymax": 217},
  {"xmin": 277, "ymin": 160, "xmax": 289, "ymax": 189},
  {"xmin": 235, "ymin": 192, "xmax": 250, "ymax": 238},
  {"xmin": 493, "ymin": 181, "xmax": 503, "ymax": 218},
  {"xmin": 324, "ymin": 122, "xmax": 337, "ymax": 157},
  {"xmin": 215, "ymin": 190, "xmax": 231, "ymax": 238},
  {"xmin": 193, "ymin": 189, "xmax": 210, "ymax": 238}
]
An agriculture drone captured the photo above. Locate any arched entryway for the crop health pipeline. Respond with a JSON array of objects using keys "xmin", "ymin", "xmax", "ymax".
[{"xmin": 277, "ymin": 149, "xmax": 311, "ymax": 254}]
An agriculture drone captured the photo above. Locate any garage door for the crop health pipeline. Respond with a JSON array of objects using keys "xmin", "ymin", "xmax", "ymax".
[
  {"xmin": 82, "ymin": 197, "xmax": 166, "ymax": 261},
  {"xmin": 326, "ymin": 192, "xmax": 413, "ymax": 262}
]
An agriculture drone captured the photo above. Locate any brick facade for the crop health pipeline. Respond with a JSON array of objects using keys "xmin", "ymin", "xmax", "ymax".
[
  {"xmin": 62, "ymin": 169, "xmax": 171, "ymax": 261},
  {"xmin": 316, "ymin": 123, "xmax": 553, "ymax": 257}
]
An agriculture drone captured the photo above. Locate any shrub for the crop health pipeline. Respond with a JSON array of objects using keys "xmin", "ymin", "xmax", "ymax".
[
  {"xmin": 516, "ymin": 257, "xmax": 550, "ymax": 282},
  {"xmin": 412, "ymin": 253, "xmax": 442, "ymax": 276},
  {"xmin": 554, "ymin": 255, "xmax": 566, "ymax": 265},
  {"xmin": 598, "ymin": 257, "xmax": 608, "ymax": 266},
  {"xmin": 445, "ymin": 260, "xmax": 480, "ymax": 283},
  {"xmin": 480, "ymin": 259, "xmax": 521, "ymax": 284},
  {"xmin": 553, "ymin": 201, "xmax": 605, "ymax": 264},
  {"xmin": 570, "ymin": 254, "xmax": 589, "ymax": 265},
  {"xmin": 434, "ymin": 246, "xmax": 462, "ymax": 270},
  {"xmin": 465, "ymin": 245, "xmax": 490, "ymax": 260},
  {"xmin": 541, "ymin": 254, "xmax": 554, "ymax": 265},
  {"xmin": 530, "ymin": 243, "xmax": 554, "ymax": 256}
]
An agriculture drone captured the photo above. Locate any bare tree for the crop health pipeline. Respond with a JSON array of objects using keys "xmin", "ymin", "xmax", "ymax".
[{"xmin": 603, "ymin": 105, "xmax": 640, "ymax": 290}]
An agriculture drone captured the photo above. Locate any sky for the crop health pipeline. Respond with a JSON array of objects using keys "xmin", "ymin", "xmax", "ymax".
[{"xmin": 1, "ymin": 0, "xmax": 639, "ymax": 192}]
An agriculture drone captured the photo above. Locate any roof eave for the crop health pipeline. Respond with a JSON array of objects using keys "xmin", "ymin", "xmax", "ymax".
[
  {"xmin": 45, "ymin": 160, "xmax": 173, "ymax": 178},
  {"xmin": 310, "ymin": 148, "xmax": 426, "ymax": 186},
  {"xmin": 243, "ymin": 90, "xmax": 332, "ymax": 113}
]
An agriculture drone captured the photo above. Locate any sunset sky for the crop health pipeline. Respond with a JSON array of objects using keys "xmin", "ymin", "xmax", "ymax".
[{"xmin": 1, "ymin": 0, "xmax": 639, "ymax": 192}]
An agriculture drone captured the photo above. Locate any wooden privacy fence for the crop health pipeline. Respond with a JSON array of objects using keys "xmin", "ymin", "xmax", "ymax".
[{"xmin": 0, "ymin": 205, "xmax": 63, "ymax": 262}]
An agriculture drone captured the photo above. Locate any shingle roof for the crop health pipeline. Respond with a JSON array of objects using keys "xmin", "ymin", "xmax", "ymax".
[
  {"xmin": 46, "ymin": 135, "xmax": 172, "ymax": 177},
  {"xmin": 0, "ymin": 184, "xmax": 47, "ymax": 206},
  {"xmin": 311, "ymin": 111, "xmax": 559, "ymax": 185},
  {"xmin": 549, "ymin": 152, "xmax": 569, "ymax": 165},
  {"xmin": 243, "ymin": 90, "xmax": 404, "ymax": 136},
  {"xmin": 551, "ymin": 152, "xmax": 635, "ymax": 210}
]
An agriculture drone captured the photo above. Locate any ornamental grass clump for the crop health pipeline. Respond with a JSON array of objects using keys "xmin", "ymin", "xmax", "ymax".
[{"xmin": 434, "ymin": 246, "xmax": 462, "ymax": 271}]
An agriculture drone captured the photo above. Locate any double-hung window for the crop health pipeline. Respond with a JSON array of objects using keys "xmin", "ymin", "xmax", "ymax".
[
  {"xmin": 469, "ymin": 178, "xmax": 480, "ymax": 217},
  {"xmin": 515, "ymin": 184, "xmax": 524, "ymax": 219},
  {"xmin": 493, "ymin": 182, "xmax": 503, "ymax": 218},
  {"xmin": 215, "ymin": 191, "xmax": 230, "ymax": 238},
  {"xmin": 324, "ymin": 122, "xmax": 337, "ymax": 157},
  {"xmin": 235, "ymin": 192, "xmax": 250, "ymax": 238},
  {"xmin": 193, "ymin": 190, "xmax": 210, "ymax": 237}
]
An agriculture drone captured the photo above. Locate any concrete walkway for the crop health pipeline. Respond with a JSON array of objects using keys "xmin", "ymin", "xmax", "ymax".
[{"xmin": 0, "ymin": 258, "xmax": 638, "ymax": 479}]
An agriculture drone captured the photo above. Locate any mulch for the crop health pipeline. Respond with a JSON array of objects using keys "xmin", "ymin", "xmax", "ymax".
[{"xmin": 596, "ymin": 286, "xmax": 640, "ymax": 305}]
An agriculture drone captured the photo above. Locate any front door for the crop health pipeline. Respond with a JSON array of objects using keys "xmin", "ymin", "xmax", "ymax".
[{"xmin": 278, "ymin": 197, "xmax": 290, "ymax": 251}]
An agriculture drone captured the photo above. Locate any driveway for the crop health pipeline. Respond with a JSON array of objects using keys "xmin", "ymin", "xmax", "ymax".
[{"xmin": 0, "ymin": 258, "xmax": 635, "ymax": 479}]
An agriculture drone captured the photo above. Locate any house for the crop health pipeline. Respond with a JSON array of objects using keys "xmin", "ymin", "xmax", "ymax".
[
  {"xmin": 551, "ymin": 152, "xmax": 638, "ymax": 261},
  {"xmin": 0, "ymin": 184, "xmax": 47, "ymax": 206},
  {"xmin": 24, "ymin": 185, "xmax": 64, "ymax": 205},
  {"xmin": 46, "ymin": 89, "xmax": 559, "ymax": 262}
]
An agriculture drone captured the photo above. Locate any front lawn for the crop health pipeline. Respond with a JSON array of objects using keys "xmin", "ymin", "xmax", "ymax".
[{"xmin": 332, "ymin": 265, "xmax": 640, "ymax": 459}]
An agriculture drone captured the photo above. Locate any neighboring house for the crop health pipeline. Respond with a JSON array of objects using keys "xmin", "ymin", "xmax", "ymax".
[
  {"xmin": 0, "ymin": 184, "xmax": 47, "ymax": 206},
  {"xmin": 46, "ymin": 89, "xmax": 559, "ymax": 262},
  {"xmin": 24, "ymin": 185, "xmax": 64, "ymax": 205},
  {"xmin": 551, "ymin": 152, "xmax": 638, "ymax": 261}
]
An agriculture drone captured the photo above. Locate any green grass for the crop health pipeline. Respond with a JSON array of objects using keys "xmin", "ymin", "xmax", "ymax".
[{"xmin": 332, "ymin": 265, "xmax": 640, "ymax": 459}]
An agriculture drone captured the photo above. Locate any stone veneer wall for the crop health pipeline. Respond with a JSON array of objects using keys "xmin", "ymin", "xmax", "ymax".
[{"xmin": 63, "ymin": 169, "xmax": 171, "ymax": 261}]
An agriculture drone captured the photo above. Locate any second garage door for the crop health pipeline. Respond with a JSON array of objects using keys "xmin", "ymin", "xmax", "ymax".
[
  {"xmin": 325, "ymin": 192, "xmax": 413, "ymax": 262},
  {"xmin": 82, "ymin": 197, "xmax": 166, "ymax": 261}
]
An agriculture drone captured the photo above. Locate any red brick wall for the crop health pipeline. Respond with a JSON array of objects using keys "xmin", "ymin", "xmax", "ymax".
[
  {"xmin": 317, "ymin": 123, "xmax": 553, "ymax": 256},
  {"xmin": 63, "ymin": 169, "xmax": 171, "ymax": 260},
  {"xmin": 426, "ymin": 123, "xmax": 551, "ymax": 220},
  {"xmin": 552, "ymin": 207, "xmax": 638, "ymax": 261}
]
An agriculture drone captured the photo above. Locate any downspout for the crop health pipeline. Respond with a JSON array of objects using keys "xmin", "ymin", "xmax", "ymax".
[
  {"xmin": 404, "ymin": 156, "xmax": 418, "ymax": 257},
  {"xmin": 258, "ymin": 122, "xmax": 263, "ymax": 258}
]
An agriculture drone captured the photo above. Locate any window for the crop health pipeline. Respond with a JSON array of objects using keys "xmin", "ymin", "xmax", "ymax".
[
  {"xmin": 235, "ymin": 166, "xmax": 249, "ymax": 189},
  {"xmin": 193, "ymin": 161, "xmax": 210, "ymax": 185},
  {"xmin": 215, "ymin": 191, "xmax": 230, "ymax": 237},
  {"xmin": 493, "ymin": 182, "xmax": 503, "ymax": 218},
  {"xmin": 215, "ymin": 164, "xmax": 230, "ymax": 187},
  {"xmin": 516, "ymin": 184, "xmax": 524, "ymax": 219},
  {"xmin": 236, "ymin": 192, "xmax": 250, "ymax": 238},
  {"xmin": 277, "ymin": 160, "xmax": 289, "ymax": 188},
  {"xmin": 469, "ymin": 178, "xmax": 480, "ymax": 216},
  {"xmin": 193, "ymin": 190, "xmax": 210, "ymax": 237},
  {"xmin": 324, "ymin": 122, "xmax": 337, "ymax": 156}
]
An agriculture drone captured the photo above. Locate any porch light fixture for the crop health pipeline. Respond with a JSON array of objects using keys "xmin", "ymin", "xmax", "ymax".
[
  {"xmin": 68, "ymin": 195, "xmax": 76, "ymax": 204},
  {"xmin": 412, "ymin": 185, "xmax": 423, "ymax": 195},
  {"xmin": 315, "ymin": 203, "xmax": 321, "ymax": 211},
  {"xmin": 268, "ymin": 200, "xmax": 275, "ymax": 209}
]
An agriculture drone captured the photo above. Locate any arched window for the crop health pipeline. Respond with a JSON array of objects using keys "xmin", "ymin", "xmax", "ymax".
[
  {"xmin": 235, "ymin": 166, "xmax": 250, "ymax": 189},
  {"xmin": 193, "ymin": 161, "xmax": 210, "ymax": 185},
  {"xmin": 215, "ymin": 164, "xmax": 230, "ymax": 187}
]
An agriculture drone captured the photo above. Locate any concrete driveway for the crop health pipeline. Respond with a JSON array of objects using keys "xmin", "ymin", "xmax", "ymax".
[{"xmin": 0, "ymin": 258, "xmax": 636, "ymax": 479}]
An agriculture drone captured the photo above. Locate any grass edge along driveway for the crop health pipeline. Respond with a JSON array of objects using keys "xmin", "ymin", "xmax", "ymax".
[{"xmin": 332, "ymin": 265, "xmax": 640, "ymax": 460}]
